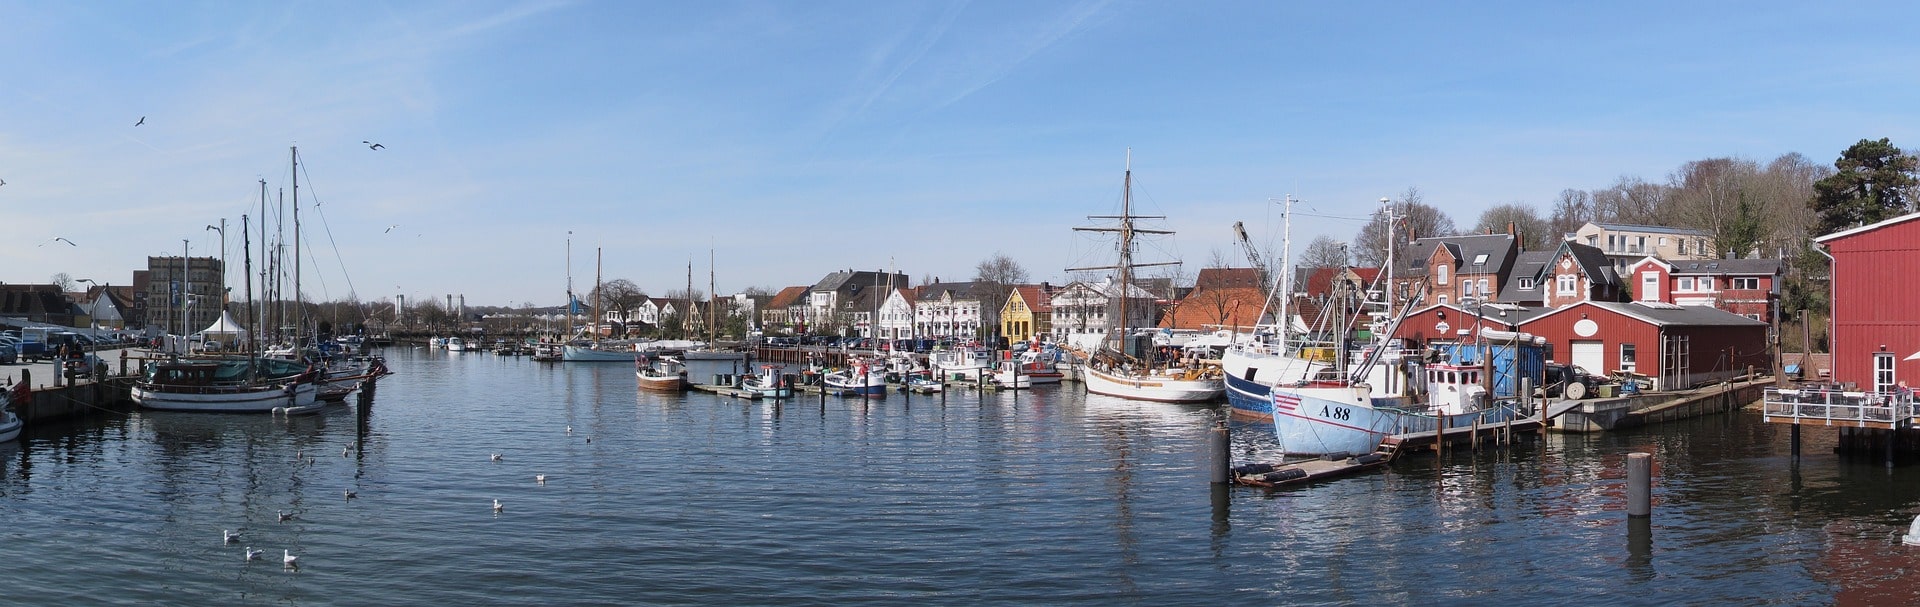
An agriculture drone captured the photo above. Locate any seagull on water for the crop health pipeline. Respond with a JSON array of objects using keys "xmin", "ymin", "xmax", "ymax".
[
  {"xmin": 342, "ymin": 447, "xmax": 350, "ymax": 457},
  {"xmin": 245, "ymin": 547, "xmax": 264, "ymax": 561},
  {"xmin": 277, "ymin": 510, "xmax": 293, "ymax": 523},
  {"xmin": 493, "ymin": 499, "xmax": 504, "ymax": 513},
  {"xmin": 135, "ymin": 116, "xmax": 145, "ymax": 126},
  {"xmin": 566, "ymin": 425, "xmax": 573, "ymax": 435},
  {"xmin": 363, "ymin": 141, "xmax": 384, "ymax": 150},
  {"xmin": 490, "ymin": 453, "xmax": 503, "ymax": 462},
  {"xmin": 344, "ymin": 488, "xmax": 357, "ymax": 500},
  {"xmin": 535, "ymin": 474, "xmax": 547, "ymax": 484},
  {"xmin": 224, "ymin": 529, "xmax": 238, "ymax": 544},
  {"xmin": 283, "ymin": 550, "xmax": 299, "ymax": 568}
]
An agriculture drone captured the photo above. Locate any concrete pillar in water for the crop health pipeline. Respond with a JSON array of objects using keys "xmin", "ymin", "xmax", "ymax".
[
  {"xmin": 1208, "ymin": 421, "xmax": 1231, "ymax": 485},
  {"xmin": 1627, "ymin": 452, "xmax": 1652, "ymax": 517}
]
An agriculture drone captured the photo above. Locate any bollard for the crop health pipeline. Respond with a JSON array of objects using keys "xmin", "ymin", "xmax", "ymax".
[
  {"xmin": 1208, "ymin": 422, "xmax": 1231, "ymax": 484},
  {"xmin": 1626, "ymin": 452, "xmax": 1652, "ymax": 517}
]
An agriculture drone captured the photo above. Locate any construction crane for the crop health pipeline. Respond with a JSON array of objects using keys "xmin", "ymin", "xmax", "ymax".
[{"xmin": 1232, "ymin": 221, "xmax": 1271, "ymax": 290}]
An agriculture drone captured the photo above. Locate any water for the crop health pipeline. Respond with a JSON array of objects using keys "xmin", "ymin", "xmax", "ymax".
[{"xmin": 4, "ymin": 348, "xmax": 1919, "ymax": 605}]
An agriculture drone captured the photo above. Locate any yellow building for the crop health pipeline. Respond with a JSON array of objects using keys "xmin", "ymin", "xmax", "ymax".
[{"xmin": 998, "ymin": 286, "xmax": 1050, "ymax": 344}]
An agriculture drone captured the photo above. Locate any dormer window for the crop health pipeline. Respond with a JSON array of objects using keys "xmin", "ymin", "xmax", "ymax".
[{"xmin": 1519, "ymin": 278, "xmax": 1534, "ymax": 290}]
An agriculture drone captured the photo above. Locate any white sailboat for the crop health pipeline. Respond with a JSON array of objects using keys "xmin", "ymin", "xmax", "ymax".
[{"xmin": 1071, "ymin": 151, "xmax": 1223, "ymax": 403}]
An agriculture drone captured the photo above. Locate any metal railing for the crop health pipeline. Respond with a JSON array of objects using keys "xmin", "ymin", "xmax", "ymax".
[{"xmin": 1762, "ymin": 387, "xmax": 1914, "ymax": 424}]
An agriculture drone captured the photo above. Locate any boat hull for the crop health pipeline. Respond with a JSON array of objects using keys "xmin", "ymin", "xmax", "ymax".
[
  {"xmin": 1082, "ymin": 366, "xmax": 1223, "ymax": 403},
  {"xmin": 134, "ymin": 382, "xmax": 319, "ymax": 412},
  {"xmin": 564, "ymin": 345, "xmax": 636, "ymax": 362},
  {"xmin": 1224, "ymin": 373, "xmax": 1273, "ymax": 422},
  {"xmin": 636, "ymin": 372, "xmax": 687, "ymax": 392},
  {"xmin": 1270, "ymin": 386, "xmax": 1519, "ymax": 456}
]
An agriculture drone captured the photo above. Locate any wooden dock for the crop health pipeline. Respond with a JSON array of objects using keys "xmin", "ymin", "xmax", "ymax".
[
  {"xmin": 1233, "ymin": 453, "xmax": 1392, "ymax": 488},
  {"xmin": 689, "ymin": 384, "xmax": 767, "ymax": 400}
]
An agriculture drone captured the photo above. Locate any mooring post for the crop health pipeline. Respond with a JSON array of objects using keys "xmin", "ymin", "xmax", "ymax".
[
  {"xmin": 1627, "ymin": 452, "xmax": 1652, "ymax": 517},
  {"xmin": 1888, "ymin": 428, "xmax": 1897, "ymax": 469},
  {"xmin": 1208, "ymin": 420, "xmax": 1231, "ymax": 485},
  {"xmin": 1471, "ymin": 416, "xmax": 1481, "ymax": 451},
  {"xmin": 1790, "ymin": 424, "xmax": 1801, "ymax": 457}
]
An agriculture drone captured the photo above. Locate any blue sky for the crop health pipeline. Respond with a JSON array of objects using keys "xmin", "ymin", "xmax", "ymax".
[{"xmin": 4, "ymin": 1, "xmax": 1915, "ymax": 307}]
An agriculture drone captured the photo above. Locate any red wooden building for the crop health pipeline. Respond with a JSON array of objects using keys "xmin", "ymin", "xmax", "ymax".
[
  {"xmin": 1518, "ymin": 300, "xmax": 1768, "ymax": 391},
  {"xmin": 1813, "ymin": 211, "xmax": 1920, "ymax": 392}
]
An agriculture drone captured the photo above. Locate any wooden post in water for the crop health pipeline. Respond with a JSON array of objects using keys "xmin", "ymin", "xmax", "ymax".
[
  {"xmin": 1208, "ymin": 420, "xmax": 1231, "ymax": 485},
  {"xmin": 1790, "ymin": 424, "xmax": 1800, "ymax": 457},
  {"xmin": 1626, "ymin": 452, "xmax": 1652, "ymax": 517},
  {"xmin": 1472, "ymin": 416, "xmax": 1481, "ymax": 451}
]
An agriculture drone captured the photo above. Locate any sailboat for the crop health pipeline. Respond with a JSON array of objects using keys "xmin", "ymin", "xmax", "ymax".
[
  {"xmin": 564, "ymin": 247, "xmax": 640, "ymax": 362},
  {"xmin": 1070, "ymin": 152, "xmax": 1224, "ymax": 403}
]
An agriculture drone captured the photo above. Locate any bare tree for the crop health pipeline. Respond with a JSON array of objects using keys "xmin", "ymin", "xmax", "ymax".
[
  {"xmin": 1548, "ymin": 188, "xmax": 1593, "ymax": 238},
  {"xmin": 1206, "ymin": 247, "xmax": 1236, "ymax": 269},
  {"xmin": 1591, "ymin": 175, "xmax": 1671, "ymax": 224},
  {"xmin": 50, "ymin": 272, "xmax": 75, "ymax": 291},
  {"xmin": 973, "ymin": 252, "xmax": 1030, "ymax": 336},
  {"xmin": 1471, "ymin": 202, "xmax": 1553, "ymax": 251},
  {"xmin": 1354, "ymin": 187, "xmax": 1456, "ymax": 267},
  {"xmin": 1297, "ymin": 234, "xmax": 1349, "ymax": 269},
  {"xmin": 594, "ymin": 279, "xmax": 646, "ymax": 321}
]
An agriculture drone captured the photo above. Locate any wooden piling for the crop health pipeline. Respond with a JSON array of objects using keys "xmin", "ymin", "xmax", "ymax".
[
  {"xmin": 1208, "ymin": 421, "xmax": 1230, "ymax": 485},
  {"xmin": 1626, "ymin": 452, "xmax": 1652, "ymax": 517}
]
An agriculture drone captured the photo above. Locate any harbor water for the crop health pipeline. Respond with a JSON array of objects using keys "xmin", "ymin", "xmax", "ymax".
[{"xmin": 4, "ymin": 347, "xmax": 1920, "ymax": 605}]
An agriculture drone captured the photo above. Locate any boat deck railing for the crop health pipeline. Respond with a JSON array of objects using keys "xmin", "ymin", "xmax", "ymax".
[{"xmin": 1762, "ymin": 387, "xmax": 1915, "ymax": 428}]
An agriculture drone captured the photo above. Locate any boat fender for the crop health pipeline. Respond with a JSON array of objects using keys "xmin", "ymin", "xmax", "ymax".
[
  {"xmin": 1319, "ymin": 451, "xmax": 1353, "ymax": 462},
  {"xmin": 1260, "ymin": 468, "xmax": 1308, "ymax": 483},
  {"xmin": 1353, "ymin": 453, "xmax": 1387, "ymax": 465},
  {"xmin": 1232, "ymin": 463, "xmax": 1278, "ymax": 476}
]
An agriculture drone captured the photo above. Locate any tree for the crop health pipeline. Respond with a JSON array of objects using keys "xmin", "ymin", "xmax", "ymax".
[
  {"xmin": 1718, "ymin": 195, "xmax": 1765, "ymax": 260},
  {"xmin": 973, "ymin": 252, "xmax": 1030, "ymax": 336},
  {"xmin": 1205, "ymin": 247, "xmax": 1236, "ymax": 269},
  {"xmin": 1810, "ymin": 137, "xmax": 1919, "ymax": 235},
  {"xmin": 1471, "ymin": 202, "xmax": 1552, "ymax": 251},
  {"xmin": 1548, "ymin": 189, "xmax": 1594, "ymax": 239},
  {"xmin": 1354, "ymin": 187, "xmax": 1456, "ymax": 267},
  {"xmin": 50, "ymin": 272, "xmax": 75, "ymax": 291},
  {"xmin": 1297, "ymin": 234, "xmax": 1349, "ymax": 269},
  {"xmin": 1591, "ymin": 175, "xmax": 1671, "ymax": 224},
  {"xmin": 593, "ymin": 279, "xmax": 646, "ymax": 322}
]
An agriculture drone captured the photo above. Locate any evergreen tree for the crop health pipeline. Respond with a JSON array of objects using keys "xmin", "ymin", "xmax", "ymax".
[{"xmin": 1810, "ymin": 138, "xmax": 1919, "ymax": 235}]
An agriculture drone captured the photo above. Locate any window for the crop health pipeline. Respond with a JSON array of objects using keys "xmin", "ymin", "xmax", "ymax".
[
  {"xmin": 1478, "ymin": 279, "xmax": 1489, "ymax": 296},
  {"xmin": 1678, "ymin": 239, "xmax": 1688, "ymax": 255},
  {"xmin": 1678, "ymin": 277, "xmax": 1694, "ymax": 291},
  {"xmin": 1659, "ymin": 236, "xmax": 1667, "ymax": 247},
  {"xmin": 1438, "ymin": 294, "xmax": 1449, "ymax": 305},
  {"xmin": 1461, "ymin": 282, "xmax": 1472, "ymax": 299},
  {"xmin": 1635, "ymin": 236, "xmax": 1646, "ymax": 252},
  {"xmin": 1520, "ymin": 278, "xmax": 1534, "ymax": 290},
  {"xmin": 1608, "ymin": 235, "xmax": 1617, "ymax": 251},
  {"xmin": 1641, "ymin": 272, "xmax": 1659, "ymax": 301},
  {"xmin": 1700, "ymin": 277, "xmax": 1714, "ymax": 291},
  {"xmin": 1876, "ymin": 352, "xmax": 1897, "ymax": 394},
  {"xmin": 1437, "ymin": 264, "xmax": 1450, "ymax": 285},
  {"xmin": 1557, "ymin": 274, "xmax": 1576, "ymax": 295},
  {"xmin": 1730, "ymin": 277, "xmax": 1759, "ymax": 290},
  {"xmin": 1621, "ymin": 343, "xmax": 1636, "ymax": 373}
]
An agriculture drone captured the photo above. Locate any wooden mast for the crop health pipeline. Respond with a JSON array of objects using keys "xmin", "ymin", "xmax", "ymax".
[{"xmin": 1068, "ymin": 149, "xmax": 1176, "ymax": 361}]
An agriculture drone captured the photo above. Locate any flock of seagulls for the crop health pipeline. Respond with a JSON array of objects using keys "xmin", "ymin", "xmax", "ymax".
[
  {"xmin": 0, "ymin": 117, "xmax": 385, "ymax": 196},
  {"xmin": 218, "ymin": 430, "xmax": 577, "ymax": 572}
]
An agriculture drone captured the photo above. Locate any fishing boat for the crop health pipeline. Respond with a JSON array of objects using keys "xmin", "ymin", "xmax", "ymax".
[
  {"xmin": 929, "ymin": 346, "xmax": 995, "ymax": 382},
  {"xmin": 1071, "ymin": 151, "xmax": 1223, "ymax": 403},
  {"xmin": 823, "ymin": 361, "xmax": 887, "ymax": 398},
  {"xmin": 990, "ymin": 350, "xmax": 1064, "ymax": 389},
  {"xmin": 133, "ymin": 357, "xmax": 320, "ymax": 412},
  {"xmin": 739, "ymin": 365, "xmax": 792, "ymax": 399},
  {"xmin": 0, "ymin": 383, "xmax": 26, "ymax": 442},
  {"xmin": 635, "ymin": 353, "xmax": 688, "ymax": 392}
]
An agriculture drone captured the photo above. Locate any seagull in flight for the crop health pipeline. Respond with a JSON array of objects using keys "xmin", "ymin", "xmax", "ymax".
[
  {"xmin": 39, "ymin": 237, "xmax": 76, "ymax": 247},
  {"xmin": 363, "ymin": 141, "xmax": 384, "ymax": 150},
  {"xmin": 384, "ymin": 224, "xmax": 398, "ymax": 234},
  {"xmin": 135, "ymin": 116, "xmax": 145, "ymax": 127}
]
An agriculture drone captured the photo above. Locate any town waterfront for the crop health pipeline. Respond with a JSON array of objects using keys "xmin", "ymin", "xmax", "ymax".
[{"xmin": 2, "ymin": 348, "xmax": 1918, "ymax": 605}]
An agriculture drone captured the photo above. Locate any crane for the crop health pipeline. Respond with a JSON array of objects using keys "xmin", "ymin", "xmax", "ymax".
[{"xmin": 1232, "ymin": 221, "xmax": 1271, "ymax": 290}]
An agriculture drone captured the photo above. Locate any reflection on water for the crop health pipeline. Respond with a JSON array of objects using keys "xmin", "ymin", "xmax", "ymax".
[{"xmin": 0, "ymin": 348, "xmax": 1914, "ymax": 603}]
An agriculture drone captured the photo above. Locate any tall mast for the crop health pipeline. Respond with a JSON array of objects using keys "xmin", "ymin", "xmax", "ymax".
[
  {"xmin": 684, "ymin": 260, "xmax": 693, "ymax": 339},
  {"xmin": 708, "ymin": 248, "xmax": 717, "ymax": 342},
  {"xmin": 1383, "ymin": 196, "xmax": 1396, "ymax": 311},
  {"xmin": 592, "ymin": 247, "xmax": 602, "ymax": 345},
  {"xmin": 181, "ymin": 239, "xmax": 190, "ymax": 342},
  {"xmin": 291, "ymin": 146, "xmax": 303, "ymax": 349},
  {"xmin": 243, "ymin": 213, "xmax": 256, "ymax": 376},
  {"xmin": 1279, "ymin": 195, "xmax": 1293, "ymax": 348},
  {"xmin": 1066, "ymin": 148, "xmax": 1176, "ymax": 359},
  {"xmin": 565, "ymin": 231, "xmax": 573, "ymax": 340},
  {"xmin": 258, "ymin": 179, "xmax": 267, "ymax": 350}
]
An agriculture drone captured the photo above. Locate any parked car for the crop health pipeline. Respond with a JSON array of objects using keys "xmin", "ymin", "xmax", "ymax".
[
  {"xmin": 0, "ymin": 342, "xmax": 16, "ymax": 365},
  {"xmin": 1542, "ymin": 362, "xmax": 1608, "ymax": 399}
]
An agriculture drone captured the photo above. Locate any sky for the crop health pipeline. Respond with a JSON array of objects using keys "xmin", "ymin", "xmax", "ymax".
[{"xmin": 4, "ymin": 1, "xmax": 1917, "ymax": 308}]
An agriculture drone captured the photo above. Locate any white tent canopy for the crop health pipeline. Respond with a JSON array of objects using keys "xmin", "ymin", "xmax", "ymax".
[{"xmin": 195, "ymin": 310, "xmax": 250, "ymax": 338}]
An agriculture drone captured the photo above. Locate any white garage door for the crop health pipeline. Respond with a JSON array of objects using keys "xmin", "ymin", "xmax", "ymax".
[{"xmin": 1571, "ymin": 340, "xmax": 1605, "ymax": 375}]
